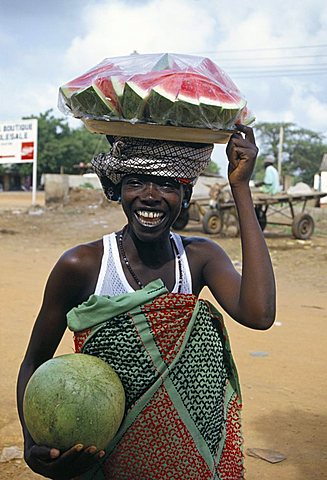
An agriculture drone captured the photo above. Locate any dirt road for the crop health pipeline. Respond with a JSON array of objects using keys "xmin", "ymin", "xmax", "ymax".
[{"xmin": 1, "ymin": 192, "xmax": 326, "ymax": 479}]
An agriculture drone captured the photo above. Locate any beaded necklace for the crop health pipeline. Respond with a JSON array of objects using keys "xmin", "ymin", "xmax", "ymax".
[{"xmin": 117, "ymin": 229, "xmax": 183, "ymax": 293}]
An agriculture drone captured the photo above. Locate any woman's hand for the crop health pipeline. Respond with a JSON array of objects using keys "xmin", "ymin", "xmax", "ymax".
[
  {"xmin": 25, "ymin": 441, "xmax": 105, "ymax": 480},
  {"xmin": 226, "ymin": 124, "xmax": 258, "ymax": 189}
]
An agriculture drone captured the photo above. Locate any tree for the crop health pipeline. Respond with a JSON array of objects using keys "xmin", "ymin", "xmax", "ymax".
[
  {"xmin": 204, "ymin": 160, "xmax": 220, "ymax": 176},
  {"xmin": 255, "ymin": 122, "xmax": 327, "ymax": 185}
]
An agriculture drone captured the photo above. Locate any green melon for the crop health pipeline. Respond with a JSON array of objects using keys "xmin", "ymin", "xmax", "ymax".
[{"xmin": 23, "ymin": 353, "xmax": 125, "ymax": 451}]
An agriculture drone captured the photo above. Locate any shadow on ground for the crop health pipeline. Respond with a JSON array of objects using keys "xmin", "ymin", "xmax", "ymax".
[{"xmin": 250, "ymin": 408, "xmax": 327, "ymax": 478}]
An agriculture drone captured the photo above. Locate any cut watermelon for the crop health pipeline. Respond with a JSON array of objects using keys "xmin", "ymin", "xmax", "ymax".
[
  {"xmin": 121, "ymin": 70, "xmax": 175, "ymax": 121},
  {"xmin": 198, "ymin": 82, "xmax": 246, "ymax": 128},
  {"xmin": 58, "ymin": 52, "xmax": 254, "ymax": 132},
  {"xmin": 68, "ymin": 74, "xmax": 126, "ymax": 119},
  {"xmin": 70, "ymin": 84, "xmax": 116, "ymax": 118},
  {"xmin": 235, "ymin": 105, "xmax": 256, "ymax": 126},
  {"xmin": 199, "ymin": 57, "xmax": 240, "ymax": 95},
  {"xmin": 147, "ymin": 73, "xmax": 183, "ymax": 125},
  {"xmin": 95, "ymin": 75, "xmax": 126, "ymax": 115},
  {"xmin": 59, "ymin": 61, "xmax": 122, "ymax": 109},
  {"xmin": 147, "ymin": 72, "xmax": 246, "ymax": 129}
]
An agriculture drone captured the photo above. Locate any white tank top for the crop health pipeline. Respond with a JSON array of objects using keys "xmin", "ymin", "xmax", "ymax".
[{"xmin": 94, "ymin": 232, "xmax": 193, "ymax": 296}]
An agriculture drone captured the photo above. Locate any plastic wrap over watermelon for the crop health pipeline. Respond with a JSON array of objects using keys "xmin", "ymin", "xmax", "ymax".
[{"xmin": 58, "ymin": 53, "xmax": 255, "ymax": 131}]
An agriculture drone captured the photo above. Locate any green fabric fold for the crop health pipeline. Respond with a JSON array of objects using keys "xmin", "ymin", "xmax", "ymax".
[{"xmin": 67, "ymin": 279, "xmax": 168, "ymax": 332}]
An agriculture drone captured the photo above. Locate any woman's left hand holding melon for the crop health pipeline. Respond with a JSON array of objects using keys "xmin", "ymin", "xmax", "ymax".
[{"xmin": 25, "ymin": 441, "xmax": 105, "ymax": 480}]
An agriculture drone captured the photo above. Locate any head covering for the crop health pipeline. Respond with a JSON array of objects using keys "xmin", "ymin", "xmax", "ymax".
[
  {"xmin": 264, "ymin": 154, "xmax": 275, "ymax": 165},
  {"xmin": 91, "ymin": 136, "xmax": 213, "ymax": 201}
]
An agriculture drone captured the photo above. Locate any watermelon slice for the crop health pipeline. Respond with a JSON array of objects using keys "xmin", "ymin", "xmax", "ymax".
[
  {"xmin": 199, "ymin": 57, "xmax": 240, "ymax": 95},
  {"xmin": 146, "ymin": 73, "xmax": 184, "ymax": 125},
  {"xmin": 95, "ymin": 75, "xmax": 126, "ymax": 114},
  {"xmin": 60, "ymin": 62, "xmax": 118, "ymax": 101},
  {"xmin": 147, "ymin": 72, "xmax": 246, "ymax": 129},
  {"xmin": 235, "ymin": 105, "xmax": 256, "ymax": 126},
  {"xmin": 63, "ymin": 70, "xmax": 126, "ymax": 119},
  {"xmin": 121, "ymin": 70, "xmax": 177, "ymax": 121},
  {"xmin": 70, "ymin": 82, "xmax": 117, "ymax": 118}
]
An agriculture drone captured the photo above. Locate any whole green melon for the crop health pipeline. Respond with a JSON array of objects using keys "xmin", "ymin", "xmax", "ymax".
[{"xmin": 23, "ymin": 353, "xmax": 125, "ymax": 451}]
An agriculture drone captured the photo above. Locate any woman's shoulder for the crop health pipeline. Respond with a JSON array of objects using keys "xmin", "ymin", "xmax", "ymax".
[
  {"xmin": 56, "ymin": 239, "xmax": 104, "ymax": 275},
  {"xmin": 179, "ymin": 234, "xmax": 221, "ymax": 251},
  {"xmin": 179, "ymin": 233, "xmax": 231, "ymax": 266}
]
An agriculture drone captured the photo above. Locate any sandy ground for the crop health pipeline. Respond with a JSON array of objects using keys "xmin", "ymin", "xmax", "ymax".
[{"xmin": 0, "ymin": 191, "xmax": 326, "ymax": 480}]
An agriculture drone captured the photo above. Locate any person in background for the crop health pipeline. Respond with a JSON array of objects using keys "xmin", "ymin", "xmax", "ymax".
[{"xmin": 256, "ymin": 155, "xmax": 282, "ymax": 194}]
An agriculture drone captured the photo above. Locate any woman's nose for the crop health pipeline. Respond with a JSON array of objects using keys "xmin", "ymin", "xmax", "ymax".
[{"xmin": 141, "ymin": 182, "xmax": 160, "ymax": 200}]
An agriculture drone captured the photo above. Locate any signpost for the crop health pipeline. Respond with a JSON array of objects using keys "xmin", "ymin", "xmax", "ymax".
[{"xmin": 0, "ymin": 119, "xmax": 38, "ymax": 205}]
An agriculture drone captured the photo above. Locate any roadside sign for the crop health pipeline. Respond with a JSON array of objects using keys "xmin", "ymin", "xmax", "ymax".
[
  {"xmin": 0, "ymin": 119, "xmax": 38, "ymax": 164},
  {"xmin": 0, "ymin": 119, "xmax": 38, "ymax": 204}
]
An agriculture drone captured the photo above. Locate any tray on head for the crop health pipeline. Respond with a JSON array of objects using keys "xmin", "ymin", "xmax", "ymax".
[{"xmin": 83, "ymin": 119, "xmax": 234, "ymax": 144}]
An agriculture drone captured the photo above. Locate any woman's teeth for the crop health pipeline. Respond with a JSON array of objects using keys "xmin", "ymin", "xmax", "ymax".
[{"xmin": 136, "ymin": 210, "xmax": 164, "ymax": 226}]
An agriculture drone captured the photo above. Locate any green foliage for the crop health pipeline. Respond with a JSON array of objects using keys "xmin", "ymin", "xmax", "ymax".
[
  {"xmin": 79, "ymin": 182, "xmax": 95, "ymax": 189},
  {"xmin": 255, "ymin": 122, "xmax": 327, "ymax": 185},
  {"xmin": 204, "ymin": 160, "xmax": 220, "ymax": 175}
]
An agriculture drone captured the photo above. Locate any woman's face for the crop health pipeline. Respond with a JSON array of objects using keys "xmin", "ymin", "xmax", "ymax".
[{"xmin": 121, "ymin": 174, "xmax": 185, "ymax": 241}]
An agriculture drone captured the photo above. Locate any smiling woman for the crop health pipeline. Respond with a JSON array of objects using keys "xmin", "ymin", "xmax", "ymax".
[
  {"xmin": 17, "ymin": 125, "xmax": 276, "ymax": 480},
  {"xmin": 120, "ymin": 174, "xmax": 185, "ymax": 234}
]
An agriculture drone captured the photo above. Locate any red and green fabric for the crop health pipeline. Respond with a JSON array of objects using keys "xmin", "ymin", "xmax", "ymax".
[{"xmin": 67, "ymin": 279, "xmax": 244, "ymax": 479}]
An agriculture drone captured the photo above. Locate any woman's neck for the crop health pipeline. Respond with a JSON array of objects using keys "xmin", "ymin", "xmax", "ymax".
[{"xmin": 123, "ymin": 226, "xmax": 173, "ymax": 267}]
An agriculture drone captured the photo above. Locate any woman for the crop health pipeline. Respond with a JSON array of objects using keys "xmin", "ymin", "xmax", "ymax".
[{"xmin": 17, "ymin": 124, "xmax": 276, "ymax": 479}]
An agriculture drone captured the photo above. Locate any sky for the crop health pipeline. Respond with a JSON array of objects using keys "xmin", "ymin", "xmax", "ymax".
[{"xmin": 1, "ymin": 0, "xmax": 327, "ymax": 174}]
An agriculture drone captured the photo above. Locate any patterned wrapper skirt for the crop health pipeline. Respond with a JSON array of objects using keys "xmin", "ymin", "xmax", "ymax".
[{"xmin": 67, "ymin": 279, "xmax": 244, "ymax": 480}]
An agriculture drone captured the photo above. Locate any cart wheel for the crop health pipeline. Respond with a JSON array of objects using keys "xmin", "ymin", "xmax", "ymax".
[
  {"xmin": 292, "ymin": 213, "xmax": 315, "ymax": 240},
  {"xmin": 172, "ymin": 209, "xmax": 189, "ymax": 230},
  {"xmin": 202, "ymin": 209, "xmax": 223, "ymax": 234},
  {"xmin": 255, "ymin": 206, "xmax": 267, "ymax": 231}
]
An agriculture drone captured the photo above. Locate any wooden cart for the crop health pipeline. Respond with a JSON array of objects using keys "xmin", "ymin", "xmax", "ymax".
[
  {"xmin": 252, "ymin": 191, "xmax": 326, "ymax": 239},
  {"xmin": 173, "ymin": 190, "xmax": 327, "ymax": 239}
]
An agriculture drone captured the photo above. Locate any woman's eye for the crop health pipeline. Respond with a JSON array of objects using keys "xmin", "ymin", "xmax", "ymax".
[
  {"xmin": 161, "ymin": 181, "xmax": 179, "ymax": 190},
  {"xmin": 126, "ymin": 179, "xmax": 143, "ymax": 187}
]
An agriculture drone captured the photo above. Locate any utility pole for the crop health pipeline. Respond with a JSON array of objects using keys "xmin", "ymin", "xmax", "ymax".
[{"xmin": 277, "ymin": 125, "xmax": 284, "ymax": 176}]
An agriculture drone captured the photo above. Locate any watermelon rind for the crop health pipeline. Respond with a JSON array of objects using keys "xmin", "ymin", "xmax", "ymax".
[
  {"xmin": 200, "ymin": 97, "xmax": 247, "ymax": 129},
  {"xmin": 70, "ymin": 84, "xmax": 117, "ymax": 118},
  {"xmin": 111, "ymin": 76, "xmax": 125, "ymax": 101},
  {"xmin": 23, "ymin": 353, "xmax": 125, "ymax": 451},
  {"xmin": 121, "ymin": 81, "xmax": 149, "ymax": 121},
  {"xmin": 121, "ymin": 71, "xmax": 174, "ymax": 121},
  {"xmin": 146, "ymin": 86, "xmax": 178, "ymax": 125}
]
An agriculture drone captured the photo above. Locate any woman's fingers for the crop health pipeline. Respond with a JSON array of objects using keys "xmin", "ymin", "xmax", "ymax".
[
  {"xmin": 29, "ymin": 445, "xmax": 60, "ymax": 461},
  {"xmin": 235, "ymin": 124, "xmax": 256, "ymax": 144}
]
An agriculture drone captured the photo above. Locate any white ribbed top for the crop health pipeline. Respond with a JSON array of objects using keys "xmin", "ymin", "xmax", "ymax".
[{"xmin": 94, "ymin": 232, "xmax": 193, "ymax": 296}]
